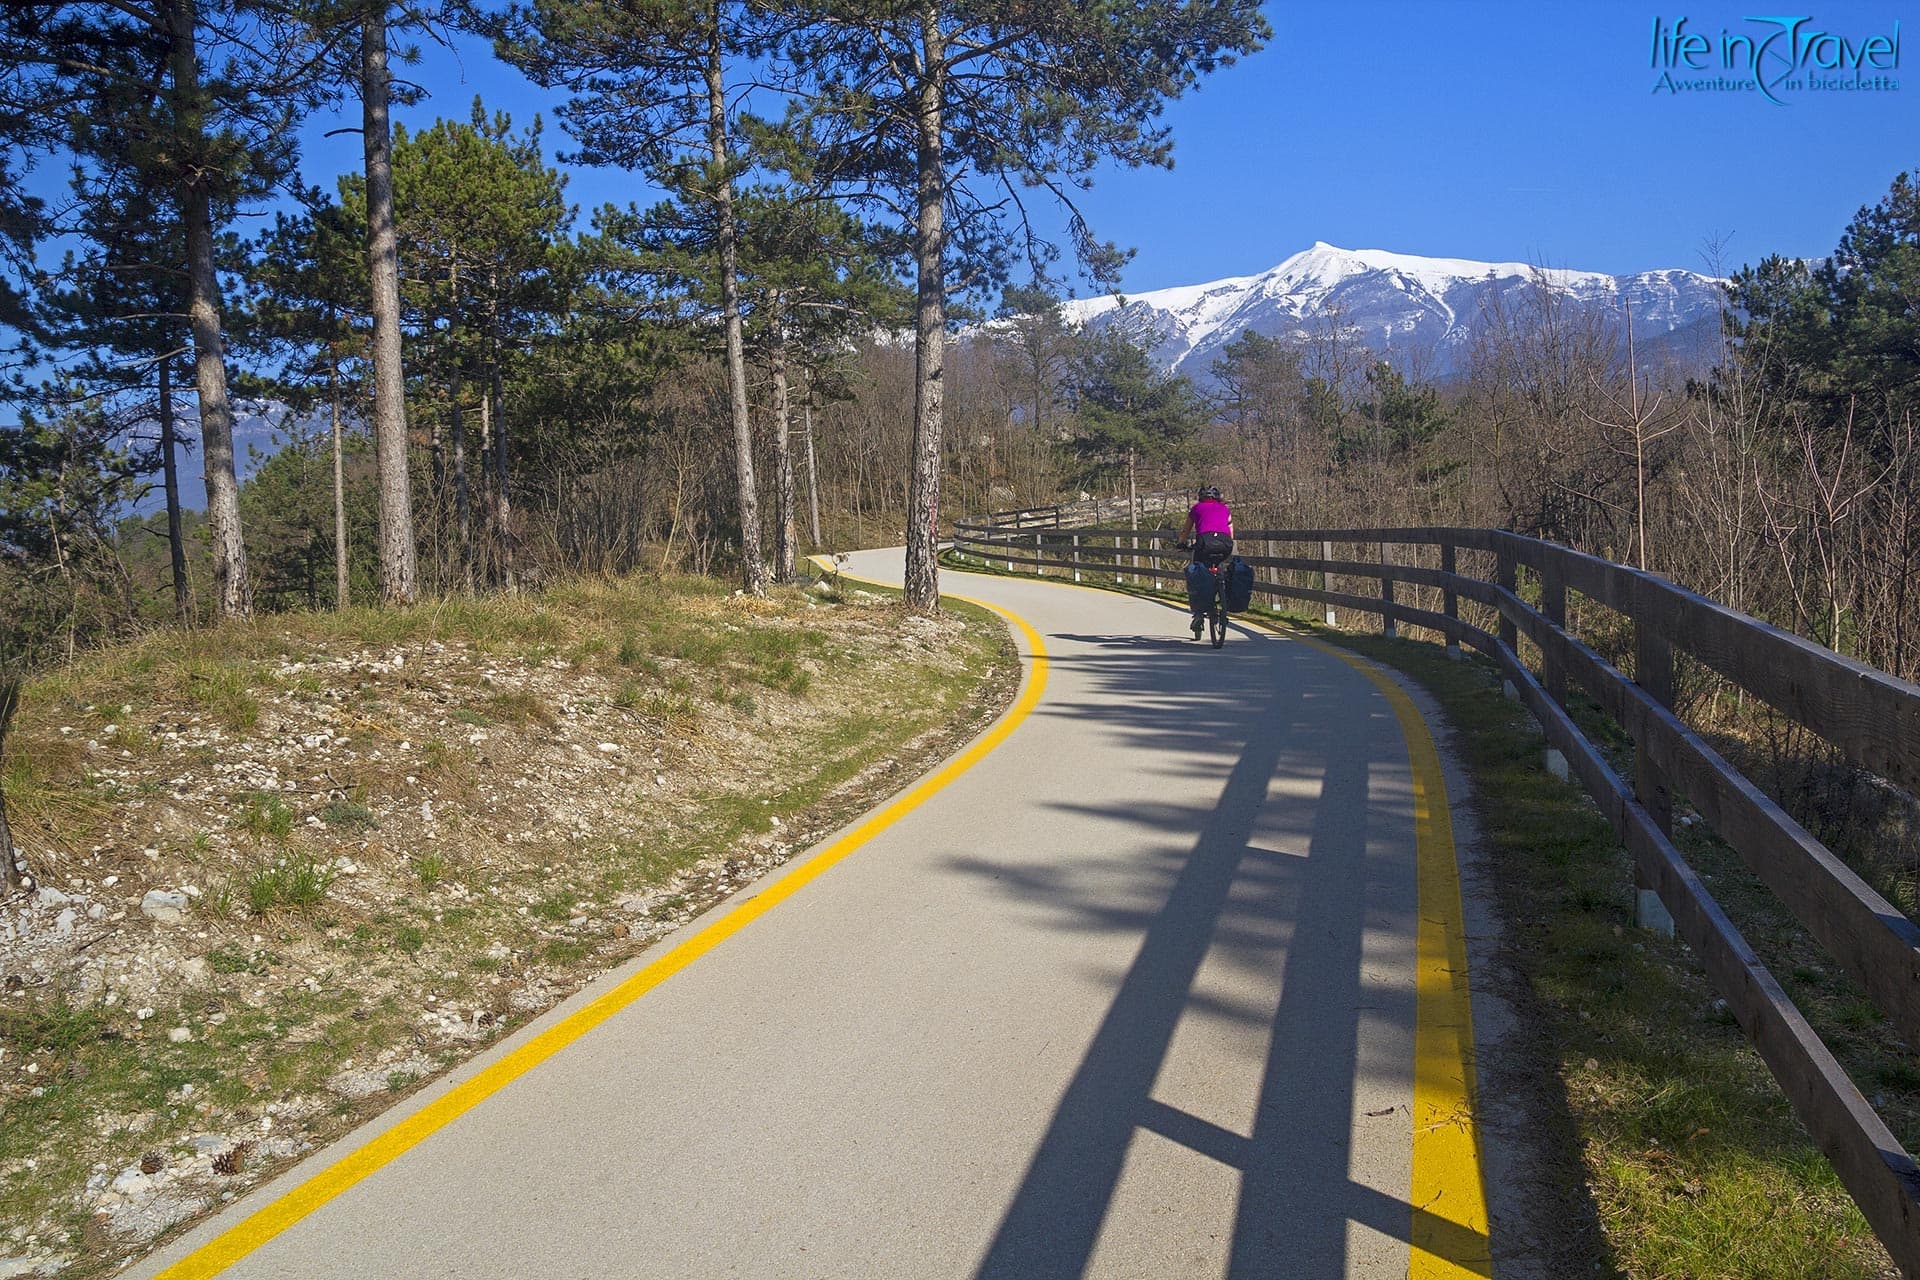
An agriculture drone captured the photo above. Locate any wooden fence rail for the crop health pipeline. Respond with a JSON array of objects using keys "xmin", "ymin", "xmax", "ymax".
[{"xmin": 949, "ymin": 510, "xmax": 1920, "ymax": 1277}]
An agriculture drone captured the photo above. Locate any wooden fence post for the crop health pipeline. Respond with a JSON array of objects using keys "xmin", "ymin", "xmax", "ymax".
[
  {"xmin": 1072, "ymin": 534, "xmax": 1081, "ymax": 583},
  {"xmin": 1322, "ymin": 539, "xmax": 1336, "ymax": 626},
  {"xmin": 1634, "ymin": 618, "xmax": 1678, "ymax": 936},
  {"xmin": 1540, "ymin": 555, "xmax": 1570, "ymax": 780},
  {"xmin": 1496, "ymin": 546, "xmax": 1518, "ymax": 699},
  {"xmin": 1033, "ymin": 531, "xmax": 1043, "ymax": 576},
  {"xmin": 1380, "ymin": 542, "xmax": 1397, "ymax": 638},
  {"xmin": 1440, "ymin": 541, "xmax": 1461, "ymax": 660},
  {"xmin": 1541, "ymin": 556, "xmax": 1567, "ymax": 707}
]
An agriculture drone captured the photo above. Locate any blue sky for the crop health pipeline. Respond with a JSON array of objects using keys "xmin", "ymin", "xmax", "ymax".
[{"xmin": 196, "ymin": 2, "xmax": 1920, "ymax": 296}]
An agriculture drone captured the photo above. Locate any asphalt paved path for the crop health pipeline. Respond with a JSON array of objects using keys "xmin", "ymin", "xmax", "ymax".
[{"xmin": 134, "ymin": 549, "xmax": 1475, "ymax": 1279}]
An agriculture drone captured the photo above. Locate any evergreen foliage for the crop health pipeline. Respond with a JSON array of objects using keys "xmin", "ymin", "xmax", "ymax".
[
  {"xmin": 1065, "ymin": 321, "xmax": 1205, "ymax": 479},
  {"xmin": 779, "ymin": 0, "xmax": 1270, "ymax": 608}
]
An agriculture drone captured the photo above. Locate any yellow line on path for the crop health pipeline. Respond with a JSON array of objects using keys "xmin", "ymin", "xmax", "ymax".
[
  {"xmin": 153, "ymin": 581, "xmax": 1049, "ymax": 1279},
  {"xmin": 1278, "ymin": 629, "xmax": 1495, "ymax": 1279}
]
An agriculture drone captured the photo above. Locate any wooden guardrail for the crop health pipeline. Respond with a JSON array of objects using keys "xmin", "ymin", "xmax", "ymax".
[
  {"xmin": 980, "ymin": 490, "xmax": 1189, "ymax": 531},
  {"xmin": 950, "ymin": 511, "xmax": 1920, "ymax": 1277}
]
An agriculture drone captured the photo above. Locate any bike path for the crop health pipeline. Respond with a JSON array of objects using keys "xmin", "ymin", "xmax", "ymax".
[{"xmin": 132, "ymin": 550, "xmax": 1492, "ymax": 1279}]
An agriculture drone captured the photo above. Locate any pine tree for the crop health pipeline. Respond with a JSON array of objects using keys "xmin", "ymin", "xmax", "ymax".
[
  {"xmin": 782, "ymin": 1, "xmax": 1268, "ymax": 610},
  {"xmin": 1349, "ymin": 361, "xmax": 1447, "ymax": 466},
  {"xmin": 1066, "ymin": 321, "xmax": 1206, "ymax": 499},
  {"xmin": 385, "ymin": 105, "xmax": 572, "ymax": 592},
  {"xmin": 9, "ymin": 1, "xmax": 303, "ymax": 621},
  {"xmin": 359, "ymin": 1, "xmax": 418, "ymax": 603},
  {"xmin": 241, "ymin": 197, "xmax": 369, "ymax": 609},
  {"xmin": 993, "ymin": 283, "xmax": 1076, "ymax": 444},
  {"xmin": 35, "ymin": 143, "xmax": 198, "ymax": 622},
  {"xmin": 0, "ymin": 11, "xmax": 56, "ymax": 390},
  {"xmin": 497, "ymin": 0, "xmax": 776, "ymax": 595},
  {"xmin": 1820, "ymin": 170, "xmax": 1920, "ymax": 424}
]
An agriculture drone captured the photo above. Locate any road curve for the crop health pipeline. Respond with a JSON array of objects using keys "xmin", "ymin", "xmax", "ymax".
[{"xmin": 132, "ymin": 549, "xmax": 1491, "ymax": 1280}]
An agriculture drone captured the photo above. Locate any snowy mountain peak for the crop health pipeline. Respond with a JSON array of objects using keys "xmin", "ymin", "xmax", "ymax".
[{"xmin": 1059, "ymin": 244, "xmax": 1724, "ymax": 382}]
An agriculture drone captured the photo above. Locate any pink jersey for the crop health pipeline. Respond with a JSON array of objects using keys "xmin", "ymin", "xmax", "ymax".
[{"xmin": 1190, "ymin": 499, "xmax": 1232, "ymax": 537}]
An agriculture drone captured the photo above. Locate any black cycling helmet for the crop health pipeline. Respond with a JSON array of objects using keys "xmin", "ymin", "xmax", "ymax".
[{"xmin": 1198, "ymin": 485, "xmax": 1222, "ymax": 501}]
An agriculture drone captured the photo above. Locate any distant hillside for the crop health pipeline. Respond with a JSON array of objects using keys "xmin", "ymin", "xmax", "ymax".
[
  {"xmin": 1062, "ymin": 243, "xmax": 1728, "ymax": 385},
  {"xmin": 131, "ymin": 400, "xmax": 325, "ymax": 515}
]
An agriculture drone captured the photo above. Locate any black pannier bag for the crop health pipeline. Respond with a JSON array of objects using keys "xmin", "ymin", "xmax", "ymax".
[
  {"xmin": 1185, "ymin": 561, "xmax": 1215, "ymax": 614},
  {"xmin": 1224, "ymin": 557, "xmax": 1255, "ymax": 612}
]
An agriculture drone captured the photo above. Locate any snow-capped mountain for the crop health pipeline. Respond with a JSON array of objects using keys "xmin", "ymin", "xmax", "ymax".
[{"xmin": 1060, "ymin": 243, "xmax": 1726, "ymax": 383}]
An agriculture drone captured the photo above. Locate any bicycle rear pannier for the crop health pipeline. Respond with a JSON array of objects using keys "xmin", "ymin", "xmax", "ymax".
[
  {"xmin": 1224, "ymin": 557, "xmax": 1255, "ymax": 613},
  {"xmin": 1184, "ymin": 561, "xmax": 1215, "ymax": 614}
]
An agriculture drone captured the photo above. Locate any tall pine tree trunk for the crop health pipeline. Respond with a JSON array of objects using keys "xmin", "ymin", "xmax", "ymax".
[
  {"xmin": 426, "ymin": 288, "xmax": 447, "ymax": 593},
  {"xmin": 362, "ymin": 3, "xmax": 417, "ymax": 605},
  {"xmin": 449, "ymin": 261, "xmax": 472, "ymax": 592},
  {"xmin": 770, "ymin": 303, "xmax": 797, "ymax": 582},
  {"xmin": 0, "ymin": 674, "xmax": 18, "ymax": 891},
  {"xmin": 705, "ymin": 19, "xmax": 766, "ymax": 596},
  {"xmin": 451, "ymin": 361, "xmax": 472, "ymax": 593},
  {"xmin": 170, "ymin": 0, "xmax": 250, "ymax": 620},
  {"xmin": 803, "ymin": 395, "xmax": 822, "ymax": 548},
  {"xmin": 157, "ymin": 352, "xmax": 190, "ymax": 622},
  {"xmin": 904, "ymin": 4, "xmax": 948, "ymax": 612},
  {"xmin": 487, "ymin": 292, "xmax": 515, "ymax": 592},
  {"xmin": 329, "ymin": 352, "xmax": 349, "ymax": 609}
]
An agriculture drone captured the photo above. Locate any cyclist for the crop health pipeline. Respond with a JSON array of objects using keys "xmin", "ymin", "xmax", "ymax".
[{"xmin": 1177, "ymin": 485, "xmax": 1234, "ymax": 639}]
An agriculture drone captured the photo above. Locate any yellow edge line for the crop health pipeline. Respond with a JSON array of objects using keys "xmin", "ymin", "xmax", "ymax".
[
  {"xmin": 947, "ymin": 554, "xmax": 1493, "ymax": 1272},
  {"xmin": 1255, "ymin": 623, "xmax": 1494, "ymax": 1279},
  {"xmin": 153, "ymin": 570, "xmax": 1049, "ymax": 1279}
]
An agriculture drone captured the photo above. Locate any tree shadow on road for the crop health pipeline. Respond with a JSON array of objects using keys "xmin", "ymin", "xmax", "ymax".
[{"xmin": 951, "ymin": 627, "xmax": 1491, "ymax": 1278}]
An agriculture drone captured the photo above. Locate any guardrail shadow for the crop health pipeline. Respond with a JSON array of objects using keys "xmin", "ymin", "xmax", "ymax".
[{"xmin": 950, "ymin": 628, "xmax": 1482, "ymax": 1278}]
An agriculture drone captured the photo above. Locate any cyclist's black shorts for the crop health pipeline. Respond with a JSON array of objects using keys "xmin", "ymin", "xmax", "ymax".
[{"xmin": 1192, "ymin": 531, "xmax": 1233, "ymax": 565}]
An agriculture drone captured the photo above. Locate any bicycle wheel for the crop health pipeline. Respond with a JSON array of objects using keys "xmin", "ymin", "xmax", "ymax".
[{"xmin": 1210, "ymin": 596, "xmax": 1226, "ymax": 648}]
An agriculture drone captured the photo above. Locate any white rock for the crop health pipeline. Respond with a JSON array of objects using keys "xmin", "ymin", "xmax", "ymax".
[
  {"xmin": 167, "ymin": 1027, "xmax": 191, "ymax": 1044},
  {"xmin": 141, "ymin": 891, "xmax": 189, "ymax": 924},
  {"xmin": 34, "ymin": 887, "xmax": 70, "ymax": 908},
  {"xmin": 102, "ymin": 875, "xmax": 119, "ymax": 888},
  {"xmin": 136, "ymin": 1007, "xmax": 154, "ymax": 1021},
  {"xmin": 54, "ymin": 909, "xmax": 76, "ymax": 938}
]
